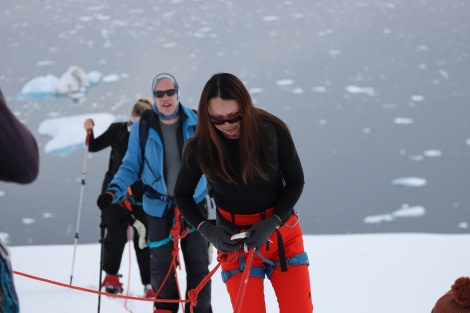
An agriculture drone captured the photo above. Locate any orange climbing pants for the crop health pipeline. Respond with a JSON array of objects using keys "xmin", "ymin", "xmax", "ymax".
[{"xmin": 219, "ymin": 213, "xmax": 314, "ymax": 313}]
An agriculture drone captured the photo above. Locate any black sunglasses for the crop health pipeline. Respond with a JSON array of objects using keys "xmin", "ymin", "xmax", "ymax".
[
  {"xmin": 209, "ymin": 114, "xmax": 243, "ymax": 126},
  {"xmin": 153, "ymin": 89, "xmax": 177, "ymax": 98}
]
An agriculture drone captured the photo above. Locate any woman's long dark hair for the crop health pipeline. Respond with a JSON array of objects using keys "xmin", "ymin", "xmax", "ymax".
[{"xmin": 189, "ymin": 73, "xmax": 295, "ymax": 184}]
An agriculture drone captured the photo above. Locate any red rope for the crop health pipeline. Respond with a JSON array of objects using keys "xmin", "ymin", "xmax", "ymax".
[
  {"xmin": 13, "ymin": 220, "xmax": 246, "ymax": 311},
  {"xmin": 187, "ymin": 261, "xmax": 221, "ymax": 313},
  {"xmin": 152, "ymin": 207, "xmax": 191, "ymax": 312},
  {"xmin": 233, "ymin": 248, "xmax": 256, "ymax": 313},
  {"xmin": 13, "ymin": 270, "xmax": 167, "ymax": 303}
]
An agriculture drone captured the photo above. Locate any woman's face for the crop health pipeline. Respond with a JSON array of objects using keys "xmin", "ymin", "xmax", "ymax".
[{"xmin": 208, "ymin": 97, "xmax": 242, "ymax": 139}]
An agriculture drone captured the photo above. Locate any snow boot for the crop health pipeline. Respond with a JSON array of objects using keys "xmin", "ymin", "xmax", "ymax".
[
  {"xmin": 144, "ymin": 284, "xmax": 155, "ymax": 298},
  {"xmin": 101, "ymin": 274, "xmax": 123, "ymax": 294}
]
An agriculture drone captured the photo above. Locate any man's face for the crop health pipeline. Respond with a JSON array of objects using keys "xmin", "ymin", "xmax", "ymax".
[{"xmin": 153, "ymin": 78, "xmax": 178, "ymax": 117}]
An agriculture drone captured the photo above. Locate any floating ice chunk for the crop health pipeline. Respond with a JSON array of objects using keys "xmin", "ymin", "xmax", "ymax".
[
  {"xmin": 102, "ymin": 74, "xmax": 120, "ymax": 83},
  {"xmin": 276, "ymin": 79, "xmax": 294, "ymax": 86},
  {"xmin": 312, "ymin": 86, "xmax": 327, "ymax": 93},
  {"xmin": 38, "ymin": 113, "xmax": 115, "ymax": 156},
  {"xmin": 95, "ymin": 14, "xmax": 110, "ymax": 21},
  {"xmin": 392, "ymin": 177, "xmax": 427, "ymax": 187},
  {"xmin": 411, "ymin": 95, "xmax": 424, "ymax": 102},
  {"xmin": 249, "ymin": 88, "xmax": 264, "ymax": 94},
  {"xmin": 392, "ymin": 204, "xmax": 425, "ymax": 218},
  {"xmin": 345, "ymin": 85, "xmax": 376, "ymax": 96},
  {"xmin": 394, "ymin": 117, "xmax": 413, "ymax": 125},
  {"xmin": 318, "ymin": 29, "xmax": 333, "ymax": 36},
  {"xmin": 292, "ymin": 87, "xmax": 303, "ymax": 94},
  {"xmin": 439, "ymin": 69, "xmax": 449, "ymax": 79},
  {"xmin": 37, "ymin": 60, "xmax": 55, "ymax": 66},
  {"xmin": 198, "ymin": 27, "xmax": 212, "ymax": 33},
  {"xmin": 22, "ymin": 218, "xmax": 36, "ymax": 225},
  {"xmin": 87, "ymin": 71, "xmax": 102, "ymax": 85},
  {"xmin": 263, "ymin": 16, "xmax": 279, "ymax": 21},
  {"xmin": 162, "ymin": 42, "xmax": 177, "ymax": 48},
  {"xmin": 364, "ymin": 204, "xmax": 425, "ymax": 225},
  {"xmin": 329, "ymin": 49, "xmax": 340, "ymax": 57},
  {"xmin": 55, "ymin": 66, "xmax": 90, "ymax": 95},
  {"xmin": 417, "ymin": 45, "xmax": 428, "ymax": 51},
  {"xmin": 424, "ymin": 150, "xmax": 442, "ymax": 157},
  {"xmin": 21, "ymin": 74, "xmax": 59, "ymax": 94},
  {"xmin": 22, "ymin": 66, "xmax": 91, "ymax": 96},
  {"xmin": 363, "ymin": 214, "xmax": 394, "ymax": 224},
  {"xmin": 43, "ymin": 212, "xmax": 54, "ymax": 219},
  {"xmin": 409, "ymin": 155, "xmax": 424, "ymax": 161},
  {"xmin": 78, "ymin": 15, "xmax": 93, "ymax": 22}
]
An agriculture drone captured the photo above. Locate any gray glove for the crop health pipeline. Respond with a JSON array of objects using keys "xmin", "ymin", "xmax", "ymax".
[
  {"xmin": 198, "ymin": 222, "xmax": 240, "ymax": 253},
  {"xmin": 244, "ymin": 215, "xmax": 280, "ymax": 249}
]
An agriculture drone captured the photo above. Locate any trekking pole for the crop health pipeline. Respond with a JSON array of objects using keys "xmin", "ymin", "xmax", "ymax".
[
  {"xmin": 69, "ymin": 132, "xmax": 90, "ymax": 285},
  {"xmin": 233, "ymin": 247, "xmax": 256, "ymax": 313},
  {"xmin": 97, "ymin": 220, "xmax": 106, "ymax": 313}
]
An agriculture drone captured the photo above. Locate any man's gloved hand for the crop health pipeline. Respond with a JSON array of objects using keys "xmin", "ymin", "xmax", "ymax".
[
  {"xmin": 96, "ymin": 192, "xmax": 114, "ymax": 210},
  {"xmin": 198, "ymin": 221, "xmax": 239, "ymax": 253},
  {"xmin": 244, "ymin": 215, "xmax": 281, "ymax": 249}
]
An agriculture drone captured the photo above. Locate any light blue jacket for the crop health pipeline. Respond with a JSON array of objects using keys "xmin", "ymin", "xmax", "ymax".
[{"xmin": 108, "ymin": 104, "xmax": 208, "ymax": 217}]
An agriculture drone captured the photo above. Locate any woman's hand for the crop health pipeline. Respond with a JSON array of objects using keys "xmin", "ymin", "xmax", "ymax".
[
  {"xmin": 198, "ymin": 222, "xmax": 240, "ymax": 253},
  {"xmin": 244, "ymin": 215, "xmax": 281, "ymax": 249},
  {"xmin": 83, "ymin": 118, "xmax": 94, "ymax": 132}
]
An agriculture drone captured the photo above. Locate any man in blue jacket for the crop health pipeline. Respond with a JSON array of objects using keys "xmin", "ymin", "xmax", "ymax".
[{"xmin": 97, "ymin": 73, "xmax": 212, "ymax": 313}]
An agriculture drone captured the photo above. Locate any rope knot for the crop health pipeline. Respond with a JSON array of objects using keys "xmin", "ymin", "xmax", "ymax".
[{"xmin": 187, "ymin": 289, "xmax": 198, "ymax": 308}]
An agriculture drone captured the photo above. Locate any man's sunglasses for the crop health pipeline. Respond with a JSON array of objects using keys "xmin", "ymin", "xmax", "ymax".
[
  {"xmin": 209, "ymin": 114, "xmax": 243, "ymax": 126},
  {"xmin": 153, "ymin": 89, "xmax": 177, "ymax": 98}
]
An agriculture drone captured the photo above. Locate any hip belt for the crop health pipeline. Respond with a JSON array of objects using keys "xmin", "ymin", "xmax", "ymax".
[
  {"xmin": 143, "ymin": 185, "xmax": 174, "ymax": 207},
  {"xmin": 217, "ymin": 207, "xmax": 275, "ymax": 226}
]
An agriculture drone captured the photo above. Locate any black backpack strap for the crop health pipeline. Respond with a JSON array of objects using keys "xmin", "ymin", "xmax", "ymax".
[{"xmin": 138, "ymin": 109, "xmax": 156, "ymax": 177}]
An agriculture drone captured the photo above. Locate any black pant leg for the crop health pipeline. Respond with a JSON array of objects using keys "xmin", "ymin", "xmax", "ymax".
[
  {"xmin": 131, "ymin": 205, "xmax": 151, "ymax": 285},
  {"xmin": 147, "ymin": 211, "xmax": 180, "ymax": 313},
  {"xmin": 102, "ymin": 203, "xmax": 128, "ymax": 275},
  {"xmin": 181, "ymin": 230, "xmax": 212, "ymax": 313}
]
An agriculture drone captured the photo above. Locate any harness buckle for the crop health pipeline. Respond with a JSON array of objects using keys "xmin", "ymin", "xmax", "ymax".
[{"xmin": 283, "ymin": 210, "xmax": 299, "ymax": 228}]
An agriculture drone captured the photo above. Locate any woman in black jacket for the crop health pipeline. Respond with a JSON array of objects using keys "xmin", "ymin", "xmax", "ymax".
[
  {"xmin": 174, "ymin": 73, "xmax": 313, "ymax": 313},
  {"xmin": 83, "ymin": 97, "xmax": 153, "ymax": 297}
]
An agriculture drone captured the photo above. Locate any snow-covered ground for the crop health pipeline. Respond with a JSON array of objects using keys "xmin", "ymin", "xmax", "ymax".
[{"xmin": 11, "ymin": 233, "xmax": 470, "ymax": 313}]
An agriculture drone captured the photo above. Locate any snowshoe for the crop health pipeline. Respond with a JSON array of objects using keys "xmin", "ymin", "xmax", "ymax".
[{"xmin": 101, "ymin": 274, "xmax": 123, "ymax": 294}]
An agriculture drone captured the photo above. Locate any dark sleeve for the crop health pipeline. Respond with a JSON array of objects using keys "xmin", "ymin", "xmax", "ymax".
[
  {"xmin": 272, "ymin": 125, "xmax": 305, "ymax": 220},
  {"xmin": 174, "ymin": 140, "xmax": 206, "ymax": 229},
  {"xmin": 87, "ymin": 123, "xmax": 120, "ymax": 152},
  {"xmin": 0, "ymin": 89, "xmax": 39, "ymax": 184}
]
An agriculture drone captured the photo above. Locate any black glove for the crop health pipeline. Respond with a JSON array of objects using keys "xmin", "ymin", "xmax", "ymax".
[
  {"xmin": 244, "ymin": 215, "xmax": 280, "ymax": 249},
  {"xmin": 97, "ymin": 192, "xmax": 113, "ymax": 210},
  {"xmin": 198, "ymin": 222, "xmax": 239, "ymax": 253}
]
